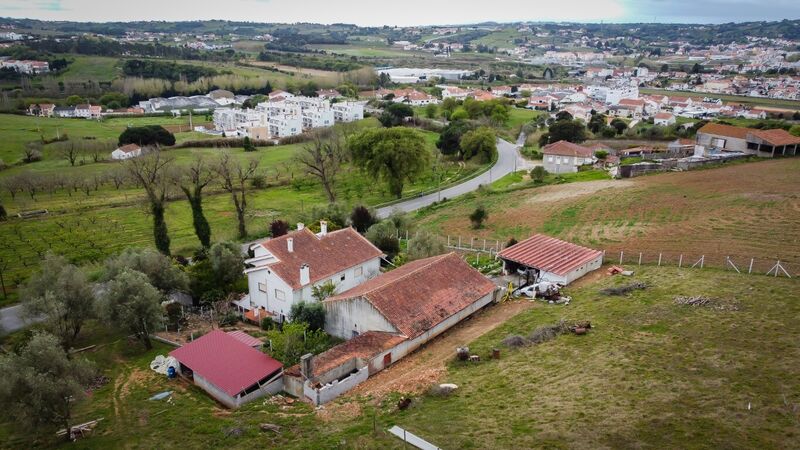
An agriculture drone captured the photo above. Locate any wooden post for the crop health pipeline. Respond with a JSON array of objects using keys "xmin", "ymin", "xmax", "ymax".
[
  {"xmin": 619, "ymin": 251, "xmax": 624, "ymax": 264},
  {"xmin": 638, "ymin": 253, "xmax": 642, "ymax": 265},
  {"xmin": 483, "ymin": 239, "xmax": 486, "ymax": 251},
  {"xmin": 748, "ymin": 258, "xmax": 754, "ymax": 274},
  {"xmin": 679, "ymin": 255, "xmax": 683, "ymax": 268},
  {"xmin": 447, "ymin": 235, "xmax": 450, "ymax": 247},
  {"xmin": 658, "ymin": 253, "xmax": 662, "ymax": 266},
  {"xmin": 458, "ymin": 236, "xmax": 462, "ymax": 248},
  {"xmin": 700, "ymin": 255, "xmax": 704, "ymax": 269}
]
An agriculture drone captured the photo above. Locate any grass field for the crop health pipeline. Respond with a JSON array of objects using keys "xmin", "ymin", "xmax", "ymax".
[
  {"xmin": 0, "ymin": 118, "xmax": 487, "ymax": 304},
  {"xmin": 415, "ymin": 158, "xmax": 800, "ymax": 275},
  {"xmin": 309, "ymin": 44, "xmax": 418, "ymax": 58},
  {"xmin": 55, "ymin": 55, "xmax": 122, "ymax": 82},
  {"xmin": 2, "ymin": 266, "xmax": 797, "ymax": 448}
]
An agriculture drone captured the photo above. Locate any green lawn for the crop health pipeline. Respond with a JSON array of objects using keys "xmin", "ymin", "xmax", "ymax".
[
  {"xmin": 309, "ymin": 44, "xmax": 415, "ymax": 58},
  {"xmin": 0, "ymin": 119, "xmax": 491, "ymax": 304},
  {"xmin": 55, "ymin": 55, "xmax": 122, "ymax": 83},
  {"xmin": 3, "ymin": 267, "xmax": 798, "ymax": 448}
]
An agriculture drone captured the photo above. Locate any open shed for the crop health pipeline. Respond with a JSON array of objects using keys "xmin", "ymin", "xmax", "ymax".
[
  {"xmin": 498, "ymin": 234, "xmax": 603, "ymax": 285},
  {"xmin": 170, "ymin": 330, "xmax": 283, "ymax": 408}
]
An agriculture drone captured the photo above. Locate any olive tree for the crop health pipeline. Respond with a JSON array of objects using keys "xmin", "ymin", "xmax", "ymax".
[
  {"xmin": 0, "ymin": 332, "xmax": 94, "ymax": 441},
  {"xmin": 101, "ymin": 269, "xmax": 164, "ymax": 350},
  {"xmin": 102, "ymin": 247, "xmax": 188, "ymax": 294},
  {"xmin": 22, "ymin": 253, "xmax": 95, "ymax": 351}
]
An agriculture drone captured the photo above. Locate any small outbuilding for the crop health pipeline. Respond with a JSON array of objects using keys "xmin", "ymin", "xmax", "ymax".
[
  {"xmin": 170, "ymin": 330, "xmax": 283, "ymax": 408},
  {"xmin": 111, "ymin": 143, "xmax": 142, "ymax": 160},
  {"xmin": 498, "ymin": 234, "xmax": 603, "ymax": 285}
]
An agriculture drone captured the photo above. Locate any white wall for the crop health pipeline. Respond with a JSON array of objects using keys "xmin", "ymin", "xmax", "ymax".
[
  {"xmin": 324, "ymin": 297, "xmax": 398, "ymax": 340},
  {"xmin": 304, "ymin": 365, "xmax": 369, "ymax": 405}
]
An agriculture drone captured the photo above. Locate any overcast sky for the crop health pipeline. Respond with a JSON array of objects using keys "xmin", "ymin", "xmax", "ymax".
[{"xmin": 2, "ymin": 0, "xmax": 799, "ymax": 25}]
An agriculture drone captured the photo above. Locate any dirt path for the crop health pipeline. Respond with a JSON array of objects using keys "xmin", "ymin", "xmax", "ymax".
[{"xmin": 347, "ymin": 300, "xmax": 536, "ymax": 399}]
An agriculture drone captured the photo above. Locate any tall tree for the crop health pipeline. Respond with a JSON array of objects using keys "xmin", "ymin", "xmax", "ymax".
[
  {"xmin": 215, "ymin": 152, "xmax": 259, "ymax": 239},
  {"xmin": 174, "ymin": 157, "xmax": 214, "ymax": 248},
  {"xmin": 348, "ymin": 128, "xmax": 431, "ymax": 198},
  {"xmin": 126, "ymin": 149, "xmax": 174, "ymax": 255},
  {"xmin": 0, "ymin": 332, "xmax": 94, "ymax": 442},
  {"xmin": 459, "ymin": 127, "xmax": 497, "ymax": 163},
  {"xmin": 102, "ymin": 269, "xmax": 163, "ymax": 350},
  {"xmin": 295, "ymin": 129, "xmax": 347, "ymax": 203},
  {"xmin": 102, "ymin": 247, "xmax": 188, "ymax": 294},
  {"xmin": 22, "ymin": 253, "xmax": 95, "ymax": 351}
]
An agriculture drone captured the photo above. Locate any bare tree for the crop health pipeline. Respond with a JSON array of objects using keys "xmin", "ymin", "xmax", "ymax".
[
  {"xmin": 126, "ymin": 148, "xmax": 174, "ymax": 255},
  {"xmin": 295, "ymin": 128, "xmax": 349, "ymax": 203},
  {"xmin": 55, "ymin": 140, "xmax": 81, "ymax": 167},
  {"xmin": 215, "ymin": 152, "xmax": 259, "ymax": 239},
  {"xmin": 22, "ymin": 142, "xmax": 42, "ymax": 163},
  {"xmin": 109, "ymin": 168, "xmax": 128, "ymax": 190},
  {"xmin": 0, "ymin": 175, "xmax": 23, "ymax": 200},
  {"xmin": 173, "ymin": 156, "xmax": 215, "ymax": 248}
]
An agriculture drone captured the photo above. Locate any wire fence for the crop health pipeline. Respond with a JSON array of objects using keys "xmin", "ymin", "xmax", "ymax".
[{"xmin": 398, "ymin": 232, "xmax": 797, "ymax": 278}]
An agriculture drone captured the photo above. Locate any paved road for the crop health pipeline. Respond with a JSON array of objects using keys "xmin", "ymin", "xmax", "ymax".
[
  {"xmin": 0, "ymin": 304, "xmax": 42, "ymax": 336},
  {"xmin": 376, "ymin": 137, "xmax": 535, "ymax": 218}
]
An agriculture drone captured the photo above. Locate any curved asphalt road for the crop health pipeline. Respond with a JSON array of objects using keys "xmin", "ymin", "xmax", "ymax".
[{"xmin": 376, "ymin": 137, "xmax": 535, "ymax": 218}]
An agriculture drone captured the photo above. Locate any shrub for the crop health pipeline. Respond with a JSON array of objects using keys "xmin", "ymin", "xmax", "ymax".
[
  {"xmin": 261, "ymin": 317, "xmax": 277, "ymax": 330},
  {"xmin": 366, "ymin": 220, "xmax": 400, "ymax": 261},
  {"xmin": 251, "ymin": 174, "xmax": 267, "ymax": 189},
  {"xmin": 0, "ymin": 204, "xmax": 6, "ymax": 221},
  {"xmin": 217, "ymin": 312, "xmax": 239, "ymax": 327},
  {"xmin": 528, "ymin": 323, "xmax": 566, "ymax": 344},
  {"xmin": 289, "ymin": 301, "xmax": 326, "ymax": 331},
  {"xmin": 407, "ymin": 231, "xmax": 446, "ymax": 261},
  {"xmin": 502, "ymin": 334, "xmax": 528, "ymax": 348},
  {"xmin": 118, "ymin": 125, "xmax": 175, "ymax": 147},
  {"xmin": 469, "ymin": 205, "xmax": 488, "ymax": 229},
  {"xmin": 530, "ymin": 166, "xmax": 546, "ymax": 183},
  {"xmin": 278, "ymin": 134, "xmax": 312, "ymax": 145},
  {"xmin": 269, "ymin": 219, "xmax": 290, "ymax": 237},
  {"xmin": 350, "ymin": 205, "xmax": 376, "ymax": 233}
]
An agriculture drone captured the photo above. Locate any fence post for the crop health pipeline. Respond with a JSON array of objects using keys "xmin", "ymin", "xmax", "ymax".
[
  {"xmin": 679, "ymin": 255, "xmax": 683, "ymax": 268},
  {"xmin": 483, "ymin": 239, "xmax": 486, "ymax": 251},
  {"xmin": 471, "ymin": 237, "xmax": 474, "ymax": 248},
  {"xmin": 658, "ymin": 253, "xmax": 662, "ymax": 266},
  {"xmin": 458, "ymin": 236, "xmax": 462, "ymax": 248},
  {"xmin": 748, "ymin": 258, "xmax": 754, "ymax": 274},
  {"xmin": 700, "ymin": 255, "xmax": 704, "ymax": 269},
  {"xmin": 619, "ymin": 251, "xmax": 624, "ymax": 264},
  {"xmin": 638, "ymin": 253, "xmax": 642, "ymax": 265},
  {"xmin": 447, "ymin": 235, "xmax": 450, "ymax": 247}
]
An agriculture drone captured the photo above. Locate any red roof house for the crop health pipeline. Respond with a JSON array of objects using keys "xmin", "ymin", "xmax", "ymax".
[
  {"xmin": 498, "ymin": 234, "xmax": 604, "ymax": 285},
  {"xmin": 170, "ymin": 330, "xmax": 283, "ymax": 408}
]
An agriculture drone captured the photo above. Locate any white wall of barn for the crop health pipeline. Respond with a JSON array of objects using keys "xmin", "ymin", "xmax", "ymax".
[{"xmin": 324, "ymin": 296, "xmax": 398, "ymax": 340}]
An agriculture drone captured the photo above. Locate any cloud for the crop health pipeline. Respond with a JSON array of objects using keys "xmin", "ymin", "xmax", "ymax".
[{"xmin": 1, "ymin": 0, "xmax": 797, "ymax": 25}]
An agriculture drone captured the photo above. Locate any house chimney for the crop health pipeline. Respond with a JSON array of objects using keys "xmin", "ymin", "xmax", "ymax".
[
  {"xmin": 300, "ymin": 263, "xmax": 310, "ymax": 286},
  {"xmin": 320, "ymin": 220, "xmax": 328, "ymax": 236},
  {"xmin": 297, "ymin": 222, "xmax": 304, "ymax": 231},
  {"xmin": 287, "ymin": 237, "xmax": 294, "ymax": 253},
  {"xmin": 300, "ymin": 353, "xmax": 313, "ymax": 380}
]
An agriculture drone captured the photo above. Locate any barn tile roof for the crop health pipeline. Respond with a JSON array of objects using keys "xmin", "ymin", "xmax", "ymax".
[
  {"xmin": 311, "ymin": 331, "xmax": 407, "ymax": 376},
  {"xmin": 542, "ymin": 140, "xmax": 594, "ymax": 158},
  {"xmin": 170, "ymin": 330, "xmax": 282, "ymax": 397},
  {"xmin": 326, "ymin": 253, "xmax": 497, "ymax": 339},
  {"xmin": 498, "ymin": 234, "xmax": 603, "ymax": 276},
  {"xmin": 748, "ymin": 129, "xmax": 800, "ymax": 146},
  {"xmin": 697, "ymin": 122, "xmax": 750, "ymax": 139},
  {"xmin": 257, "ymin": 228, "xmax": 383, "ymax": 290}
]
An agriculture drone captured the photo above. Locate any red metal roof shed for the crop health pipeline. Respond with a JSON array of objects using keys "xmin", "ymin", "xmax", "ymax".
[
  {"xmin": 498, "ymin": 234, "xmax": 603, "ymax": 276},
  {"xmin": 170, "ymin": 330, "xmax": 282, "ymax": 397}
]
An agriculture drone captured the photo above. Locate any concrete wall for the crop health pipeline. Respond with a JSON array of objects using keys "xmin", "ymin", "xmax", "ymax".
[
  {"xmin": 193, "ymin": 372, "xmax": 283, "ymax": 409},
  {"xmin": 564, "ymin": 253, "xmax": 604, "ymax": 285},
  {"xmin": 283, "ymin": 373, "xmax": 304, "ymax": 398},
  {"xmin": 696, "ymin": 132, "xmax": 748, "ymax": 152},
  {"xmin": 543, "ymin": 154, "xmax": 579, "ymax": 174},
  {"xmin": 304, "ymin": 365, "xmax": 369, "ymax": 405},
  {"xmin": 324, "ymin": 297, "xmax": 398, "ymax": 340}
]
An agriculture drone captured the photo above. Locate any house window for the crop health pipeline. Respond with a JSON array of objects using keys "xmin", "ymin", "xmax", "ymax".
[
  {"xmin": 712, "ymin": 138, "xmax": 726, "ymax": 148},
  {"xmin": 274, "ymin": 289, "xmax": 285, "ymax": 301},
  {"xmin": 547, "ymin": 156, "xmax": 553, "ymax": 162},
  {"xmin": 258, "ymin": 282, "xmax": 267, "ymax": 293},
  {"xmin": 354, "ymin": 266, "xmax": 363, "ymax": 276},
  {"xmin": 340, "ymin": 274, "xmax": 346, "ymax": 282}
]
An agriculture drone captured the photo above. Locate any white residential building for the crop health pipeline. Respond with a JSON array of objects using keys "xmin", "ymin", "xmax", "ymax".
[
  {"xmin": 268, "ymin": 114, "xmax": 303, "ymax": 138},
  {"xmin": 332, "ymin": 102, "xmax": 364, "ymax": 123},
  {"xmin": 236, "ymin": 224, "xmax": 384, "ymax": 322}
]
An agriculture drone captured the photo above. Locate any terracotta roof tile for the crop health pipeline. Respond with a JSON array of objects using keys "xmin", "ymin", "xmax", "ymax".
[
  {"xmin": 326, "ymin": 253, "xmax": 497, "ymax": 339},
  {"xmin": 542, "ymin": 140, "xmax": 594, "ymax": 158},
  {"xmin": 748, "ymin": 129, "xmax": 800, "ymax": 146},
  {"xmin": 311, "ymin": 331, "xmax": 406, "ymax": 376},
  {"xmin": 498, "ymin": 234, "xmax": 603, "ymax": 276},
  {"xmin": 258, "ymin": 228, "xmax": 383, "ymax": 290},
  {"xmin": 697, "ymin": 122, "xmax": 750, "ymax": 139}
]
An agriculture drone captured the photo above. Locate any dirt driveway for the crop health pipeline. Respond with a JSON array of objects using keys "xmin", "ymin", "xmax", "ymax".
[{"xmin": 347, "ymin": 299, "xmax": 536, "ymax": 399}]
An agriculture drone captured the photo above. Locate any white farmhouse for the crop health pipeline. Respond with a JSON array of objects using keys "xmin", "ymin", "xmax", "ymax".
[
  {"xmin": 237, "ymin": 224, "xmax": 383, "ymax": 322},
  {"xmin": 111, "ymin": 143, "xmax": 142, "ymax": 160}
]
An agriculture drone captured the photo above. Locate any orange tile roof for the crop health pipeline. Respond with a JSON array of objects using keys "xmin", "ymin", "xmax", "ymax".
[
  {"xmin": 749, "ymin": 129, "xmax": 800, "ymax": 146},
  {"xmin": 542, "ymin": 140, "xmax": 594, "ymax": 158},
  {"xmin": 311, "ymin": 331, "xmax": 407, "ymax": 376},
  {"xmin": 326, "ymin": 253, "xmax": 497, "ymax": 339},
  {"xmin": 498, "ymin": 234, "xmax": 603, "ymax": 276},
  {"xmin": 697, "ymin": 122, "xmax": 750, "ymax": 139},
  {"xmin": 258, "ymin": 228, "xmax": 383, "ymax": 290}
]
